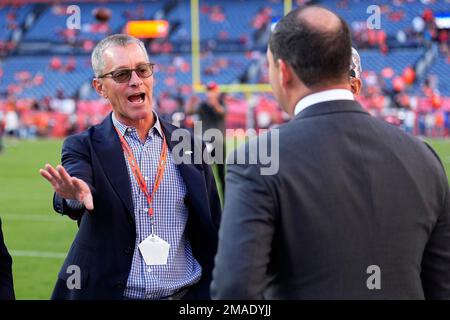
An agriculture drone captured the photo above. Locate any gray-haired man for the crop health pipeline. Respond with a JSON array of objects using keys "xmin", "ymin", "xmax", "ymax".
[{"xmin": 40, "ymin": 34, "xmax": 221, "ymax": 300}]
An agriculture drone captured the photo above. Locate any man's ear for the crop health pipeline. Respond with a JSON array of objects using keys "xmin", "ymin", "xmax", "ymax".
[
  {"xmin": 350, "ymin": 78, "xmax": 362, "ymax": 96},
  {"xmin": 92, "ymin": 78, "xmax": 108, "ymax": 99},
  {"xmin": 278, "ymin": 59, "xmax": 293, "ymax": 89}
]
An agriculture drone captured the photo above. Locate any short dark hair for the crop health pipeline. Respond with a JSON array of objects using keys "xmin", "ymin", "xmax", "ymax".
[{"xmin": 269, "ymin": 6, "xmax": 352, "ymax": 87}]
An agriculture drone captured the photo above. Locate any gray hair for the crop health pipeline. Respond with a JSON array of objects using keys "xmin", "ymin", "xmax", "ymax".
[
  {"xmin": 91, "ymin": 34, "xmax": 148, "ymax": 77},
  {"xmin": 350, "ymin": 47, "xmax": 362, "ymax": 79}
]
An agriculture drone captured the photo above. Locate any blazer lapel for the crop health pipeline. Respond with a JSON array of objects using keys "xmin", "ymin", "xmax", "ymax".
[
  {"xmin": 161, "ymin": 121, "xmax": 212, "ymax": 229},
  {"xmin": 91, "ymin": 113, "xmax": 134, "ymax": 222}
]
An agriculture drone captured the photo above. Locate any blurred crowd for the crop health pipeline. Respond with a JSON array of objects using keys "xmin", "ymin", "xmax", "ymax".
[{"xmin": 0, "ymin": 0, "xmax": 449, "ymax": 144}]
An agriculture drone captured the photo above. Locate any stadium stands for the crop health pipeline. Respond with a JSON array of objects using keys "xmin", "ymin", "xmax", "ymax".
[
  {"xmin": 0, "ymin": 0, "xmax": 449, "ymax": 137},
  {"xmin": 0, "ymin": 4, "xmax": 32, "ymax": 41}
]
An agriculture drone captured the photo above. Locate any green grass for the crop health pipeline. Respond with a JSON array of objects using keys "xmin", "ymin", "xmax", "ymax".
[
  {"xmin": 424, "ymin": 139, "xmax": 450, "ymax": 181},
  {"xmin": 0, "ymin": 138, "xmax": 77, "ymax": 299},
  {"xmin": 1, "ymin": 137, "xmax": 450, "ymax": 299}
]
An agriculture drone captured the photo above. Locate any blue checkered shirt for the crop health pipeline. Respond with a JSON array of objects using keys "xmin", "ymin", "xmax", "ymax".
[{"xmin": 112, "ymin": 113, "xmax": 202, "ymax": 299}]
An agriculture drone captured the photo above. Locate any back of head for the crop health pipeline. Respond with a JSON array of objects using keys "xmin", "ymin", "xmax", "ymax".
[{"xmin": 269, "ymin": 6, "xmax": 352, "ymax": 88}]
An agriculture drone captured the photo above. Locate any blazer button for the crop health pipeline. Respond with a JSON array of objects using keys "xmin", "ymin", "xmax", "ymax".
[
  {"xmin": 124, "ymin": 247, "xmax": 133, "ymax": 255},
  {"xmin": 127, "ymin": 217, "xmax": 133, "ymax": 225},
  {"xmin": 116, "ymin": 282, "xmax": 125, "ymax": 289}
]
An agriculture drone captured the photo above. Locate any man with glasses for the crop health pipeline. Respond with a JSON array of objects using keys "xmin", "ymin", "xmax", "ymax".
[{"xmin": 40, "ymin": 34, "xmax": 221, "ymax": 300}]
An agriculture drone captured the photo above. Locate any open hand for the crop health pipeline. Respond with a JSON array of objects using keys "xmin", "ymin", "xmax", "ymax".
[{"xmin": 39, "ymin": 164, "xmax": 94, "ymax": 210}]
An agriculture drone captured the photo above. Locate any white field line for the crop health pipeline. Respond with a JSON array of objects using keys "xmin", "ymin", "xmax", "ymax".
[
  {"xmin": 1, "ymin": 214, "xmax": 72, "ymax": 222},
  {"xmin": 10, "ymin": 250, "xmax": 66, "ymax": 259}
]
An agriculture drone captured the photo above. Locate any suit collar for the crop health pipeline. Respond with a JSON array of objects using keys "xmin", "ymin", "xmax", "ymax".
[{"xmin": 294, "ymin": 99, "xmax": 369, "ymax": 121}]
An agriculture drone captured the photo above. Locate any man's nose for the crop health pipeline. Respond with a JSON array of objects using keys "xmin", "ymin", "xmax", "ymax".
[{"xmin": 129, "ymin": 70, "xmax": 143, "ymax": 86}]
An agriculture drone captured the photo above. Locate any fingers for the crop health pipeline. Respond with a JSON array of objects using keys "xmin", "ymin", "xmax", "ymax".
[
  {"xmin": 83, "ymin": 193, "xmax": 94, "ymax": 211},
  {"xmin": 44, "ymin": 164, "xmax": 63, "ymax": 185},
  {"xmin": 57, "ymin": 165, "xmax": 73, "ymax": 185},
  {"xmin": 39, "ymin": 164, "xmax": 61, "ymax": 187},
  {"xmin": 72, "ymin": 177, "xmax": 88, "ymax": 192},
  {"xmin": 39, "ymin": 168, "xmax": 53, "ymax": 184},
  {"xmin": 40, "ymin": 165, "xmax": 94, "ymax": 211},
  {"xmin": 40, "ymin": 164, "xmax": 76, "ymax": 199}
]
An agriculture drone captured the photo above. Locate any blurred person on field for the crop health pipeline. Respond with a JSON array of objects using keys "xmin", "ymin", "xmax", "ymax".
[
  {"xmin": 39, "ymin": 34, "xmax": 221, "ymax": 300},
  {"xmin": 186, "ymin": 81, "xmax": 226, "ymax": 191}
]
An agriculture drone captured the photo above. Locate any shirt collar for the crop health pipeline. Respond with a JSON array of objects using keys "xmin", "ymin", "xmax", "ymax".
[
  {"xmin": 111, "ymin": 112, "xmax": 164, "ymax": 138},
  {"xmin": 294, "ymin": 89, "xmax": 354, "ymax": 116}
]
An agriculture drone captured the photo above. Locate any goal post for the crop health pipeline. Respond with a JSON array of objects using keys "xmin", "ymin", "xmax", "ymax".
[{"xmin": 190, "ymin": 0, "xmax": 292, "ymax": 94}]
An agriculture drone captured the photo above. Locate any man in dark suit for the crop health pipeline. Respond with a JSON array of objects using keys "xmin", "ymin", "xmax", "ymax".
[
  {"xmin": 0, "ymin": 218, "xmax": 15, "ymax": 300},
  {"xmin": 211, "ymin": 6, "xmax": 450, "ymax": 299},
  {"xmin": 40, "ymin": 34, "xmax": 221, "ymax": 300}
]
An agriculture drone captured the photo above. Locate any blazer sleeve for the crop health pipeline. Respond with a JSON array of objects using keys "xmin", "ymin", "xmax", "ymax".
[
  {"xmin": 53, "ymin": 134, "xmax": 95, "ymax": 220},
  {"xmin": 0, "ymin": 218, "xmax": 15, "ymax": 300},
  {"xmin": 210, "ymin": 144, "xmax": 276, "ymax": 299},
  {"xmin": 421, "ymin": 184, "xmax": 450, "ymax": 299}
]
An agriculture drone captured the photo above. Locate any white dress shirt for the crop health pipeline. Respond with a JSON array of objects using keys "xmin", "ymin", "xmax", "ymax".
[{"xmin": 294, "ymin": 89, "xmax": 354, "ymax": 116}]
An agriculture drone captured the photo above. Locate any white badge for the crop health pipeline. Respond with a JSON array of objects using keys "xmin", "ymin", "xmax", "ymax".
[{"xmin": 138, "ymin": 235, "xmax": 170, "ymax": 266}]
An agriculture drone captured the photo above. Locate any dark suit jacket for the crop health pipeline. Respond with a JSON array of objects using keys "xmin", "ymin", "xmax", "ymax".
[
  {"xmin": 212, "ymin": 100, "xmax": 450, "ymax": 299},
  {"xmin": 51, "ymin": 113, "xmax": 221, "ymax": 300},
  {"xmin": 0, "ymin": 218, "xmax": 15, "ymax": 300}
]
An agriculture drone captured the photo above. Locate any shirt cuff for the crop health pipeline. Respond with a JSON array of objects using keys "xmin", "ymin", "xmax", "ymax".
[{"xmin": 65, "ymin": 199, "xmax": 84, "ymax": 210}]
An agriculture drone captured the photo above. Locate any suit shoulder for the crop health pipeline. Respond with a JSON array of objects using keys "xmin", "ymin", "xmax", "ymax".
[
  {"xmin": 62, "ymin": 124, "xmax": 100, "ymax": 152},
  {"xmin": 64, "ymin": 119, "xmax": 107, "ymax": 143},
  {"xmin": 375, "ymin": 117, "xmax": 442, "ymax": 159},
  {"xmin": 63, "ymin": 131, "xmax": 89, "ymax": 149}
]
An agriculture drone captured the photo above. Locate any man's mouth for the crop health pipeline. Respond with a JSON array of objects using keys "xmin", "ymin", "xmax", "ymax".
[{"xmin": 127, "ymin": 93, "xmax": 145, "ymax": 104}]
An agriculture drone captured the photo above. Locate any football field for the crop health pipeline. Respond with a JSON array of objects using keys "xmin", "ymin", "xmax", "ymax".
[{"xmin": 1, "ymin": 137, "xmax": 450, "ymax": 299}]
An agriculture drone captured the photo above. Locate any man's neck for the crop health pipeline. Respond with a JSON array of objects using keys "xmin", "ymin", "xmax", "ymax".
[{"xmin": 114, "ymin": 112, "xmax": 155, "ymax": 143}]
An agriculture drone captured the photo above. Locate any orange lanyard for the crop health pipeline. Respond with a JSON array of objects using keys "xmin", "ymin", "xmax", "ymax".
[{"xmin": 115, "ymin": 126, "xmax": 168, "ymax": 234}]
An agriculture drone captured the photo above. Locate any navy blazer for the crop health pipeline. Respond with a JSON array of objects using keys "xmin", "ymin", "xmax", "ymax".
[
  {"xmin": 0, "ymin": 218, "xmax": 14, "ymax": 300},
  {"xmin": 51, "ymin": 113, "xmax": 221, "ymax": 300}
]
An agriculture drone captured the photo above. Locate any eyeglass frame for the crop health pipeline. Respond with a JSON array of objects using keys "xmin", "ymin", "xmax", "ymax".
[{"xmin": 96, "ymin": 62, "xmax": 155, "ymax": 83}]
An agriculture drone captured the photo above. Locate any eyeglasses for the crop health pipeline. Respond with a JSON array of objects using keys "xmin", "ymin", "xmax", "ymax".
[{"xmin": 97, "ymin": 63, "xmax": 155, "ymax": 83}]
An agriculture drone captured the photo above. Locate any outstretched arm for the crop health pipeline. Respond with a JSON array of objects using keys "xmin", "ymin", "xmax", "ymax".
[
  {"xmin": 40, "ymin": 164, "xmax": 93, "ymax": 210},
  {"xmin": 40, "ymin": 135, "xmax": 95, "ymax": 219}
]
